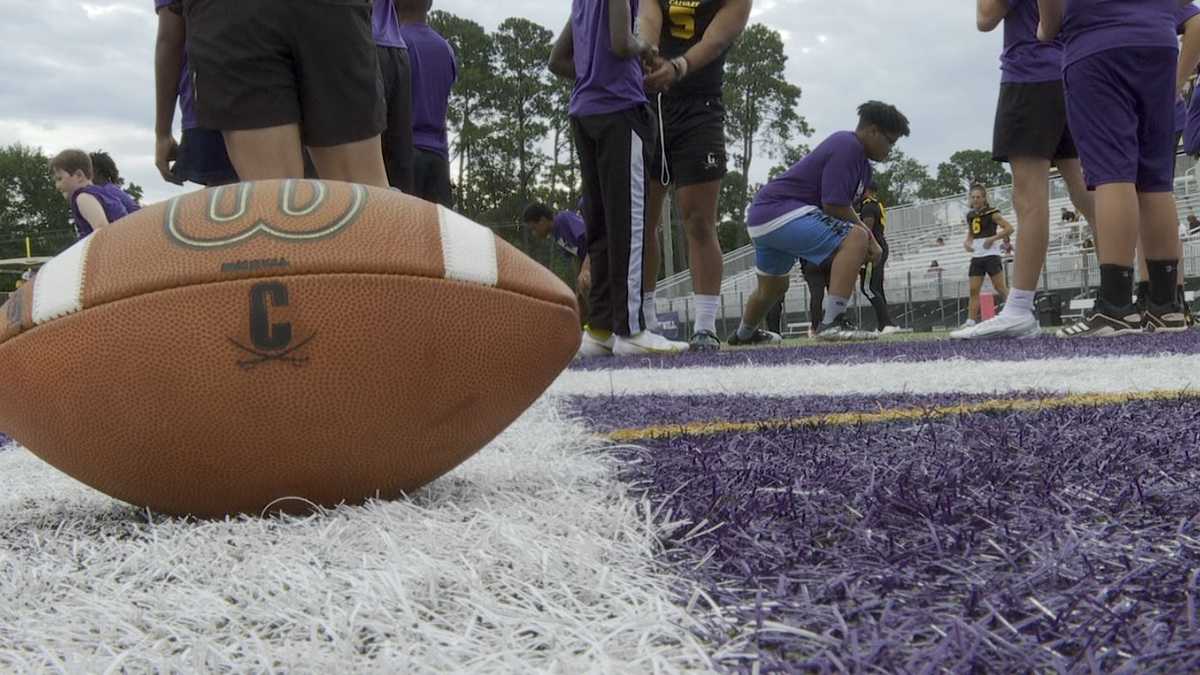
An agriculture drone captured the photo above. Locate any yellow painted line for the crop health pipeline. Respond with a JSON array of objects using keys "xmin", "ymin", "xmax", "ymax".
[{"xmin": 605, "ymin": 389, "xmax": 1200, "ymax": 442}]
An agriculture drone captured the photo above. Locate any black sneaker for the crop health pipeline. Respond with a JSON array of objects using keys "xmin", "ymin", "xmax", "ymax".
[
  {"xmin": 688, "ymin": 329, "xmax": 722, "ymax": 352},
  {"xmin": 1143, "ymin": 302, "xmax": 1188, "ymax": 333},
  {"xmin": 814, "ymin": 315, "xmax": 878, "ymax": 342},
  {"xmin": 726, "ymin": 328, "xmax": 782, "ymax": 347},
  {"xmin": 1056, "ymin": 301, "xmax": 1141, "ymax": 338}
]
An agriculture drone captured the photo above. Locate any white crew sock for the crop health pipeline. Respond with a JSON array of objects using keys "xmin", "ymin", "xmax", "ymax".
[
  {"xmin": 1002, "ymin": 288, "xmax": 1036, "ymax": 316},
  {"xmin": 694, "ymin": 295, "xmax": 719, "ymax": 334},
  {"xmin": 820, "ymin": 295, "xmax": 849, "ymax": 326},
  {"xmin": 642, "ymin": 291, "xmax": 658, "ymax": 331}
]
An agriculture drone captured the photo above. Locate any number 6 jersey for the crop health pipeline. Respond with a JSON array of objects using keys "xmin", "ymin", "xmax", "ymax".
[{"xmin": 658, "ymin": 0, "xmax": 728, "ymax": 98}]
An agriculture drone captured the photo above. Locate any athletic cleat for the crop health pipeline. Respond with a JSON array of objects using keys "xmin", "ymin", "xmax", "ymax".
[
  {"xmin": 726, "ymin": 328, "xmax": 783, "ymax": 347},
  {"xmin": 815, "ymin": 315, "xmax": 878, "ymax": 342},
  {"xmin": 1055, "ymin": 303, "xmax": 1141, "ymax": 338},
  {"xmin": 951, "ymin": 311, "xmax": 1040, "ymax": 340},
  {"xmin": 879, "ymin": 325, "xmax": 903, "ymax": 335},
  {"xmin": 688, "ymin": 329, "xmax": 722, "ymax": 352},
  {"xmin": 613, "ymin": 330, "xmax": 690, "ymax": 356},
  {"xmin": 575, "ymin": 329, "xmax": 615, "ymax": 358},
  {"xmin": 1143, "ymin": 303, "xmax": 1188, "ymax": 333},
  {"xmin": 959, "ymin": 319, "xmax": 977, "ymax": 330}
]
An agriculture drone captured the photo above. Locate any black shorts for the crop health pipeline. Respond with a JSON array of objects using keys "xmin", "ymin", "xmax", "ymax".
[
  {"xmin": 183, "ymin": 0, "xmax": 385, "ymax": 147},
  {"xmin": 651, "ymin": 94, "xmax": 728, "ymax": 187},
  {"xmin": 413, "ymin": 149, "xmax": 453, "ymax": 207},
  {"xmin": 969, "ymin": 255, "xmax": 1004, "ymax": 278},
  {"xmin": 175, "ymin": 127, "xmax": 238, "ymax": 186},
  {"xmin": 992, "ymin": 81, "xmax": 1078, "ymax": 163},
  {"xmin": 379, "ymin": 45, "xmax": 415, "ymax": 193}
]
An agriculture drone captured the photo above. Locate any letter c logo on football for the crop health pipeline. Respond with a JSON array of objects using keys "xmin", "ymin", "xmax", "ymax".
[{"xmin": 249, "ymin": 282, "xmax": 292, "ymax": 351}]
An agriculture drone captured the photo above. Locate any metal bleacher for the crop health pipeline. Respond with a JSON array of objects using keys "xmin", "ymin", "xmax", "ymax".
[{"xmin": 653, "ymin": 153, "xmax": 1200, "ymax": 336}]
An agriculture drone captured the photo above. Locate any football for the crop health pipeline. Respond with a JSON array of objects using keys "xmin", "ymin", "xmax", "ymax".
[{"xmin": 0, "ymin": 180, "xmax": 581, "ymax": 517}]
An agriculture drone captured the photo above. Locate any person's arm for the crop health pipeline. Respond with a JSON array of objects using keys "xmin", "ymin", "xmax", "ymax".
[
  {"xmin": 986, "ymin": 213, "xmax": 1015, "ymax": 246},
  {"xmin": 76, "ymin": 193, "xmax": 110, "ymax": 231},
  {"xmin": 549, "ymin": 21, "xmax": 576, "ymax": 80},
  {"xmin": 1179, "ymin": 13, "xmax": 1200, "ymax": 96},
  {"xmin": 608, "ymin": 0, "xmax": 654, "ymax": 59},
  {"xmin": 646, "ymin": 0, "xmax": 751, "ymax": 92},
  {"xmin": 823, "ymin": 203, "xmax": 883, "ymax": 264},
  {"xmin": 963, "ymin": 217, "xmax": 975, "ymax": 252},
  {"xmin": 977, "ymin": 0, "xmax": 1010, "ymax": 32},
  {"xmin": 638, "ymin": 0, "xmax": 664, "ymax": 47},
  {"xmin": 154, "ymin": 3, "xmax": 185, "ymax": 185},
  {"xmin": 1037, "ymin": 0, "xmax": 1065, "ymax": 41},
  {"xmin": 576, "ymin": 254, "xmax": 592, "ymax": 297}
]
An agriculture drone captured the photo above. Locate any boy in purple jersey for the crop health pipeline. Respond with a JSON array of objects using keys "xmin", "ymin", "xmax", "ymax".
[
  {"xmin": 551, "ymin": 0, "xmax": 690, "ymax": 357},
  {"xmin": 374, "ymin": 0, "xmax": 415, "ymax": 193},
  {"xmin": 397, "ymin": 0, "xmax": 457, "ymax": 207},
  {"xmin": 523, "ymin": 202, "xmax": 592, "ymax": 320},
  {"xmin": 49, "ymin": 150, "xmax": 133, "ymax": 240},
  {"xmin": 729, "ymin": 102, "xmax": 908, "ymax": 345},
  {"xmin": 181, "ymin": 0, "xmax": 388, "ymax": 187},
  {"xmin": 954, "ymin": 0, "xmax": 1096, "ymax": 341},
  {"xmin": 89, "ymin": 151, "xmax": 142, "ymax": 215},
  {"xmin": 153, "ymin": 0, "xmax": 238, "ymax": 187},
  {"xmin": 1039, "ymin": 0, "xmax": 1187, "ymax": 336}
]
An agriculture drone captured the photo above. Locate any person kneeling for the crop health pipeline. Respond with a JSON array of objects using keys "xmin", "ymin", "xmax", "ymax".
[{"xmin": 730, "ymin": 102, "xmax": 909, "ymax": 345}]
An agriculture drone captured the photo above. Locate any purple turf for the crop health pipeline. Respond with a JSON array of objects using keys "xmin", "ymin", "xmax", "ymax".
[
  {"xmin": 567, "ymin": 391, "xmax": 1043, "ymax": 433},
  {"xmin": 570, "ymin": 330, "xmax": 1200, "ymax": 372},
  {"xmin": 610, "ymin": 396, "xmax": 1200, "ymax": 672}
]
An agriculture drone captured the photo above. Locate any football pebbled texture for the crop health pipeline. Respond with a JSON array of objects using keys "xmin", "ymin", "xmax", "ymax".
[{"xmin": 0, "ymin": 180, "xmax": 581, "ymax": 517}]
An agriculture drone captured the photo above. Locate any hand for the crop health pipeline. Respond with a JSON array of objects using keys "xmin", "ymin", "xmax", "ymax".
[
  {"xmin": 963, "ymin": 241, "xmax": 974, "ymax": 253},
  {"xmin": 984, "ymin": 236, "xmax": 999, "ymax": 248},
  {"xmin": 155, "ymin": 134, "xmax": 183, "ymax": 185},
  {"xmin": 576, "ymin": 267, "xmax": 592, "ymax": 298},
  {"xmin": 644, "ymin": 56, "xmax": 675, "ymax": 93},
  {"xmin": 636, "ymin": 39, "xmax": 659, "ymax": 66},
  {"xmin": 867, "ymin": 236, "xmax": 883, "ymax": 265}
]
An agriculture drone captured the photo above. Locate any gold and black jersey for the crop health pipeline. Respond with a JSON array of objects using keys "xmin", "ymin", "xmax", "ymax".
[
  {"xmin": 658, "ymin": 0, "xmax": 728, "ymax": 97},
  {"xmin": 859, "ymin": 196, "xmax": 886, "ymax": 241},
  {"xmin": 966, "ymin": 207, "xmax": 1001, "ymax": 239}
]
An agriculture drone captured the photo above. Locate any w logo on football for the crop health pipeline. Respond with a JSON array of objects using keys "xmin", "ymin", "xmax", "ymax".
[{"xmin": 164, "ymin": 179, "xmax": 368, "ymax": 249}]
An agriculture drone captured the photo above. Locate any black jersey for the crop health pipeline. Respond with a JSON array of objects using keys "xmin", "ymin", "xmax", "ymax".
[
  {"xmin": 658, "ymin": 0, "xmax": 728, "ymax": 98},
  {"xmin": 966, "ymin": 207, "xmax": 1000, "ymax": 239},
  {"xmin": 859, "ymin": 196, "xmax": 886, "ymax": 241}
]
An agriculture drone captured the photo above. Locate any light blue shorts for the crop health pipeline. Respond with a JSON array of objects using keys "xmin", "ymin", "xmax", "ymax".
[{"xmin": 749, "ymin": 206, "xmax": 854, "ymax": 277}]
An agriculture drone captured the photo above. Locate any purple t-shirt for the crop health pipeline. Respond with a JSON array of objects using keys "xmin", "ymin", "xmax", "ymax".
[
  {"xmin": 399, "ymin": 22, "xmax": 457, "ymax": 159},
  {"xmin": 372, "ymin": 0, "xmax": 408, "ymax": 49},
  {"xmin": 553, "ymin": 210, "xmax": 587, "ymax": 259},
  {"xmin": 70, "ymin": 185, "xmax": 131, "ymax": 239},
  {"xmin": 154, "ymin": 0, "xmax": 197, "ymax": 130},
  {"xmin": 99, "ymin": 183, "xmax": 141, "ymax": 216},
  {"xmin": 1176, "ymin": 4, "xmax": 1199, "ymax": 133},
  {"xmin": 746, "ymin": 131, "xmax": 872, "ymax": 227},
  {"xmin": 1060, "ymin": 0, "xmax": 1178, "ymax": 69},
  {"xmin": 1000, "ymin": 0, "xmax": 1065, "ymax": 83},
  {"xmin": 568, "ymin": 0, "xmax": 648, "ymax": 117}
]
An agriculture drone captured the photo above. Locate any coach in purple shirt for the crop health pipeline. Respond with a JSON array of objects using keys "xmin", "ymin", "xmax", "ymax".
[{"xmin": 397, "ymin": 0, "xmax": 457, "ymax": 206}]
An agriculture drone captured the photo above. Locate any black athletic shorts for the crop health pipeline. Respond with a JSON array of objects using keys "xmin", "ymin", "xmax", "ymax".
[
  {"xmin": 379, "ymin": 45, "xmax": 415, "ymax": 193},
  {"xmin": 183, "ymin": 0, "xmax": 385, "ymax": 147},
  {"xmin": 969, "ymin": 255, "xmax": 1004, "ymax": 278},
  {"xmin": 651, "ymin": 94, "xmax": 728, "ymax": 187},
  {"xmin": 175, "ymin": 127, "xmax": 238, "ymax": 186},
  {"xmin": 413, "ymin": 148, "xmax": 453, "ymax": 207},
  {"xmin": 993, "ymin": 81, "xmax": 1078, "ymax": 163}
]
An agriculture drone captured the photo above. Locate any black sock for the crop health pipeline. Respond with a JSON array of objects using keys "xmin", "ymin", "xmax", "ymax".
[
  {"xmin": 1099, "ymin": 264, "xmax": 1134, "ymax": 309},
  {"xmin": 1135, "ymin": 280, "xmax": 1150, "ymax": 304},
  {"xmin": 1146, "ymin": 259, "xmax": 1179, "ymax": 307}
]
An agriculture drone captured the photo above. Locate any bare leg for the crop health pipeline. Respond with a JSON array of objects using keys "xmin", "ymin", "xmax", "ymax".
[
  {"xmin": 644, "ymin": 179, "xmax": 668, "ymax": 292},
  {"xmin": 223, "ymin": 124, "xmax": 305, "ymax": 180},
  {"xmin": 307, "ymin": 135, "xmax": 389, "ymax": 188},
  {"xmin": 1094, "ymin": 183, "xmax": 1140, "ymax": 267},
  {"xmin": 968, "ymin": 275, "xmax": 984, "ymax": 321},
  {"xmin": 827, "ymin": 228, "xmax": 870, "ymax": 298},
  {"xmin": 676, "ymin": 179, "xmax": 724, "ymax": 295},
  {"xmin": 989, "ymin": 271, "xmax": 1009, "ymax": 302},
  {"xmin": 740, "ymin": 274, "xmax": 789, "ymax": 330},
  {"xmin": 1008, "ymin": 157, "xmax": 1052, "ymax": 292}
]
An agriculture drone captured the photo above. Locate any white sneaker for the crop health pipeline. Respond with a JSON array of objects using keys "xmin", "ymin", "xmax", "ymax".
[
  {"xmin": 613, "ymin": 330, "xmax": 690, "ymax": 356},
  {"xmin": 879, "ymin": 325, "xmax": 903, "ymax": 336},
  {"xmin": 952, "ymin": 311, "xmax": 1040, "ymax": 340},
  {"xmin": 575, "ymin": 330, "xmax": 615, "ymax": 358},
  {"xmin": 961, "ymin": 319, "xmax": 977, "ymax": 329}
]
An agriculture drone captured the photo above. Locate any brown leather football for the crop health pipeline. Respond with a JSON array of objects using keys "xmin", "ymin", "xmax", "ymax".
[{"xmin": 0, "ymin": 180, "xmax": 580, "ymax": 517}]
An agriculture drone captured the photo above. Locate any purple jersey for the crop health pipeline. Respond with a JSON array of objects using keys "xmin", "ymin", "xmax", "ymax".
[
  {"xmin": 747, "ymin": 131, "xmax": 872, "ymax": 228},
  {"xmin": 70, "ymin": 185, "xmax": 131, "ymax": 239},
  {"xmin": 553, "ymin": 210, "xmax": 587, "ymax": 259},
  {"xmin": 568, "ymin": 0, "xmax": 648, "ymax": 117},
  {"xmin": 1176, "ymin": 5, "xmax": 1198, "ymax": 134},
  {"xmin": 99, "ymin": 183, "xmax": 141, "ymax": 215},
  {"xmin": 1000, "ymin": 0, "xmax": 1065, "ymax": 83},
  {"xmin": 154, "ymin": 0, "xmax": 197, "ymax": 130},
  {"xmin": 399, "ymin": 22, "xmax": 457, "ymax": 159},
  {"xmin": 372, "ymin": 0, "xmax": 408, "ymax": 49},
  {"xmin": 1059, "ymin": 0, "xmax": 1178, "ymax": 69}
]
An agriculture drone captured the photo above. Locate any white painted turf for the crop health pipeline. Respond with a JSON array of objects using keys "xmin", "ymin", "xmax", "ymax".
[{"xmin": 0, "ymin": 403, "xmax": 713, "ymax": 673}]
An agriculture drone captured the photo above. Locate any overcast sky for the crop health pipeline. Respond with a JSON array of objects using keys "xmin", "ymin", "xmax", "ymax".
[{"xmin": 0, "ymin": 0, "xmax": 1004, "ymax": 205}]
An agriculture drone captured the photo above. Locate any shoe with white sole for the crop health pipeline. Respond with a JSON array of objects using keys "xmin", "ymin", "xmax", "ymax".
[
  {"xmin": 879, "ymin": 325, "xmax": 903, "ymax": 336},
  {"xmin": 951, "ymin": 311, "xmax": 1040, "ymax": 340},
  {"xmin": 1055, "ymin": 302, "xmax": 1141, "ymax": 338},
  {"xmin": 575, "ymin": 329, "xmax": 615, "ymax": 358},
  {"xmin": 613, "ymin": 330, "xmax": 690, "ymax": 356}
]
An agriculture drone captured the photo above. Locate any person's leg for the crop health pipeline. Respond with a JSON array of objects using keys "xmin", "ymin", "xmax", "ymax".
[
  {"xmin": 642, "ymin": 179, "xmax": 667, "ymax": 330},
  {"xmin": 378, "ymin": 45, "xmax": 415, "ymax": 193},
  {"xmin": 308, "ymin": 136, "xmax": 389, "ymax": 187},
  {"xmin": 222, "ymin": 125, "xmax": 306, "ymax": 180},
  {"xmin": 677, "ymin": 179, "xmax": 724, "ymax": 341},
  {"xmin": 864, "ymin": 238, "xmax": 892, "ymax": 328},
  {"xmin": 1007, "ymin": 157, "xmax": 1053, "ymax": 293},
  {"xmin": 737, "ymin": 275, "xmax": 789, "ymax": 335},
  {"xmin": 804, "ymin": 267, "xmax": 825, "ymax": 333},
  {"xmin": 967, "ymin": 274, "xmax": 985, "ymax": 322},
  {"xmin": 572, "ymin": 117, "xmax": 611, "ymax": 337},
  {"xmin": 989, "ymin": 270, "xmax": 1009, "ymax": 303}
]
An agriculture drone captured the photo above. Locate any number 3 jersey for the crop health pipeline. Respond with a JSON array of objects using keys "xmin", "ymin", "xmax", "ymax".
[
  {"xmin": 966, "ymin": 207, "xmax": 1004, "ymax": 258},
  {"xmin": 658, "ymin": 0, "xmax": 728, "ymax": 98}
]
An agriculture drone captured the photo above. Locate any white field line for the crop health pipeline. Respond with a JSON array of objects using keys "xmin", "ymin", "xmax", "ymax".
[{"xmin": 551, "ymin": 354, "xmax": 1200, "ymax": 398}]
